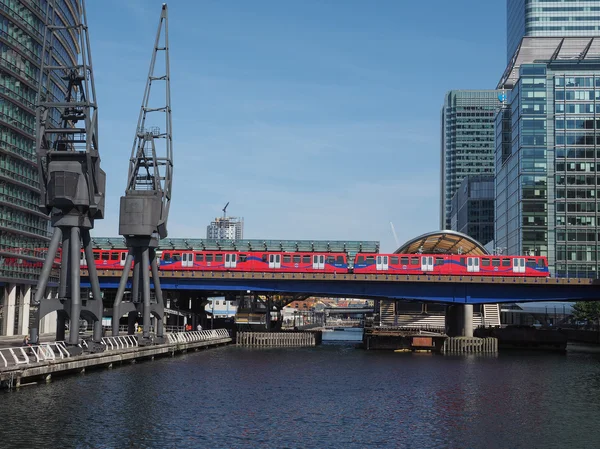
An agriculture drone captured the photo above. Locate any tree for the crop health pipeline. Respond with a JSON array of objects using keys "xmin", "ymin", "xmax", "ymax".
[{"xmin": 572, "ymin": 302, "xmax": 600, "ymax": 326}]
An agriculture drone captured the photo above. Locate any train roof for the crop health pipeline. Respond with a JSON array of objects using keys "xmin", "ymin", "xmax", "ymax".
[{"xmin": 89, "ymin": 237, "xmax": 380, "ymax": 254}]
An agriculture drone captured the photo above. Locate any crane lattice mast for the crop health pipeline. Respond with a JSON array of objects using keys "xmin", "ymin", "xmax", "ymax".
[
  {"xmin": 30, "ymin": 0, "xmax": 106, "ymax": 354},
  {"xmin": 112, "ymin": 4, "xmax": 173, "ymax": 344}
]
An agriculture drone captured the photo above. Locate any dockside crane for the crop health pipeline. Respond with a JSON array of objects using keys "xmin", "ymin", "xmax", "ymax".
[
  {"xmin": 112, "ymin": 4, "xmax": 173, "ymax": 345},
  {"xmin": 30, "ymin": 0, "xmax": 106, "ymax": 354}
]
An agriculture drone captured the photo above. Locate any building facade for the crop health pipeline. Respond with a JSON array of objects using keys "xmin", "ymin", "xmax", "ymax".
[
  {"xmin": 206, "ymin": 216, "xmax": 244, "ymax": 240},
  {"xmin": 0, "ymin": 0, "xmax": 79, "ymax": 335},
  {"xmin": 507, "ymin": 0, "xmax": 600, "ymax": 63},
  {"xmin": 496, "ymin": 36, "xmax": 600, "ymax": 278},
  {"xmin": 450, "ymin": 175, "xmax": 495, "ymax": 247},
  {"xmin": 440, "ymin": 90, "xmax": 500, "ymax": 230}
]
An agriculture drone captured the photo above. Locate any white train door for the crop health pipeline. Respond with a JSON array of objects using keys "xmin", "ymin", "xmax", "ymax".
[
  {"xmin": 513, "ymin": 258, "xmax": 525, "ymax": 273},
  {"xmin": 120, "ymin": 252, "xmax": 127, "ymax": 266},
  {"xmin": 225, "ymin": 253, "xmax": 237, "ymax": 268},
  {"xmin": 421, "ymin": 256, "xmax": 433, "ymax": 272},
  {"xmin": 467, "ymin": 257, "xmax": 480, "ymax": 273},
  {"xmin": 376, "ymin": 255, "xmax": 389, "ymax": 271},
  {"xmin": 269, "ymin": 254, "xmax": 281, "ymax": 269},
  {"xmin": 312, "ymin": 255, "xmax": 325, "ymax": 269},
  {"xmin": 80, "ymin": 251, "xmax": 86, "ymax": 267},
  {"xmin": 182, "ymin": 252, "xmax": 193, "ymax": 268}
]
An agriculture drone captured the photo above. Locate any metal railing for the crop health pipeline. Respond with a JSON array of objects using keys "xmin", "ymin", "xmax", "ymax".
[
  {"xmin": 100, "ymin": 335, "xmax": 139, "ymax": 350},
  {"xmin": 167, "ymin": 329, "xmax": 230, "ymax": 344},
  {"xmin": 0, "ymin": 341, "xmax": 70, "ymax": 368}
]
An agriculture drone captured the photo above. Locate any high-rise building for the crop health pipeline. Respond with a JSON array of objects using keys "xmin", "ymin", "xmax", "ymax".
[
  {"xmin": 207, "ymin": 216, "xmax": 244, "ymax": 240},
  {"xmin": 495, "ymin": 37, "xmax": 600, "ymax": 277},
  {"xmin": 507, "ymin": 0, "xmax": 600, "ymax": 63},
  {"xmin": 0, "ymin": 0, "xmax": 80, "ymax": 335},
  {"xmin": 450, "ymin": 175, "xmax": 495, "ymax": 246},
  {"xmin": 440, "ymin": 90, "xmax": 500, "ymax": 230}
]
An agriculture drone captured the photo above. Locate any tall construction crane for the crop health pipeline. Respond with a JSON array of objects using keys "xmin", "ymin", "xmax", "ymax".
[
  {"xmin": 112, "ymin": 4, "xmax": 173, "ymax": 345},
  {"xmin": 30, "ymin": 0, "xmax": 105, "ymax": 355}
]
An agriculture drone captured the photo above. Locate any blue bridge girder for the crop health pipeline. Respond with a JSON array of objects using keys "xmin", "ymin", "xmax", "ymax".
[{"xmin": 82, "ymin": 270, "xmax": 600, "ymax": 304}]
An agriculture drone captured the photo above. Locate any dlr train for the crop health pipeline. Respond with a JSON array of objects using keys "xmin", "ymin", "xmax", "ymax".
[{"xmin": 69, "ymin": 248, "xmax": 549, "ymax": 277}]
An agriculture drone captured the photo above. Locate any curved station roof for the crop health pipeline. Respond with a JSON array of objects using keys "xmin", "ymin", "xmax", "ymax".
[{"xmin": 394, "ymin": 230, "xmax": 489, "ymax": 256}]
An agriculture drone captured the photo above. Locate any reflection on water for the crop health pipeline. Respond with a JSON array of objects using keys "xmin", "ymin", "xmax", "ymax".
[{"xmin": 2, "ymin": 344, "xmax": 600, "ymax": 448}]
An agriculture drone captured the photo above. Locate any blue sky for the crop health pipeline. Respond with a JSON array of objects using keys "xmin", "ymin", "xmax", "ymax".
[{"xmin": 86, "ymin": 0, "xmax": 506, "ymax": 252}]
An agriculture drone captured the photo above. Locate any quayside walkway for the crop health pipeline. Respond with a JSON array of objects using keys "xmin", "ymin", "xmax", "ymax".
[{"xmin": 0, "ymin": 330, "xmax": 231, "ymax": 389}]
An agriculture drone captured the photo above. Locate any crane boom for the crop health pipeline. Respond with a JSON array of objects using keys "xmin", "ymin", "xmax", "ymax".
[{"xmin": 390, "ymin": 222, "xmax": 400, "ymax": 248}]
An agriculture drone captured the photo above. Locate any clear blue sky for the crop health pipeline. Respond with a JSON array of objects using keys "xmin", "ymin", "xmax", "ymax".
[{"xmin": 86, "ymin": 0, "xmax": 506, "ymax": 252}]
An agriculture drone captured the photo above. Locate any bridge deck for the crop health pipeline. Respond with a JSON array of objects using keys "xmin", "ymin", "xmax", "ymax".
[{"xmin": 87, "ymin": 270, "xmax": 596, "ymax": 285}]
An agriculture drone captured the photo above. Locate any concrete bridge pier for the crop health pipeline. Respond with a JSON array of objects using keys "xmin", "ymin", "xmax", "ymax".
[{"xmin": 445, "ymin": 304, "xmax": 473, "ymax": 338}]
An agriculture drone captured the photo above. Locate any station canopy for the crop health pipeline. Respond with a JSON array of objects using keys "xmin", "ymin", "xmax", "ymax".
[
  {"xmin": 394, "ymin": 230, "xmax": 489, "ymax": 256},
  {"xmin": 89, "ymin": 237, "xmax": 380, "ymax": 255}
]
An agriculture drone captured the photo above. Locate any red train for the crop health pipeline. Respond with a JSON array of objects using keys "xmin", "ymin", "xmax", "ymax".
[{"xmin": 70, "ymin": 249, "xmax": 549, "ymax": 277}]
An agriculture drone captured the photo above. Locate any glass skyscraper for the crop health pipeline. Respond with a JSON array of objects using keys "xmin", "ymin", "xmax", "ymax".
[
  {"xmin": 507, "ymin": 0, "xmax": 600, "ymax": 62},
  {"xmin": 440, "ymin": 90, "xmax": 501, "ymax": 231},
  {"xmin": 496, "ymin": 37, "xmax": 600, "ymax": 277},
  {"xmin": 0, "ymin": 0, "xmax": 79, "ymax": 335}
]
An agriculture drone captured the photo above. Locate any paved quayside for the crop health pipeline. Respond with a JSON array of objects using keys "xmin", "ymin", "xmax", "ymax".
[{"xmin": 0, "ymin": 330, "xmax": 231, "ymax": 389}]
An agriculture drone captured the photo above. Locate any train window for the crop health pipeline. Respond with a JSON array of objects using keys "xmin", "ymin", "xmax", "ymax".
[
  {"xmin": 537, "ymin": 259, "xmax": 546, "ymax": 268},
  {"xmin": 239, "ymin": 254, "xmax": 247, "ymax": 262},
  {"xmin": 111, "ymin": 253, "xmax": 119, "ymax": 261},
  {"xmin": 481, "ymin": 259, "xmax": 490, "ymax": 267},
  {"xmin": 502, "ymin": 259, "xmax": 511, "ymax": 267},
  {"xmin": 492, "ymin": 258, "xmax": 500, "ymax": 267},
  {"xmin": 390, "ymin": 256, "xmax": 399, "ymax": 264},
  {"xmin": 215, "ymin": 254, "xmax": 223, "ymax": 262},
  {"xmin": 326, "ymin": 256, "xmax": 335, "ymax": 264},
  {"xmin": 101, "ymin": 253, "xmax": 109, "ymax": 261},
  {"xmin": 356, "ymin": 256, "xmax": 365, "ymax": 263},
  {"xmin": 294, "ymin": 255, "xmax": 302, "ymax": 263},
  {"xmin": 435, "ymin": 257, "xmax": 443, "ymax": 266},
  {"xmin": 366, "ymin": 256, "xmax": 375, "ymax": 264},
  {"xmin": 460, "ymin": 257, "xmax": 465, "ymax": 265},
  {"xmin": 526, "ymin": 259, "xmax": 536, "ymax": 268},
  {"xmin": 400, "ymin": 257, "xmax": 409, "ymax": 265},
  {"xmin": 411, "ymin": 257, "xmax": 419, "ymax": 265},
  {"xmin": 195, "ymin": 254, "xmax": 204, "ymax": 262},
  {"xmin": 173, "ymin": 253, "xmax": 181, "ymax": 261},
  {"xmin": 163, "ymin": 253, "xmax": 171, "ymax": 261},
  {"xmin": 262, "ymin": 254, "xmax": 267, "ymax": 262},
  {"xmin": 283, "ymin": 255, "xmax": 291, "ymax": 263},
  {"xmin": 205, "ymin": 254, "xmax": 213, "ymax": 262},
  {"xmin": 93, "ymin": 252, "xmax": 100, "ymax": 260},
  {"xmin": 303, "ymin": 255, "xmax": 311, "ymax": 263}
]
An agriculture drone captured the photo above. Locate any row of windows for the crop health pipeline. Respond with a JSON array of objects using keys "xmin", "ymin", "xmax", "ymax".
[
  {"xmin": 556, "ymin": 119, "xmax": 600, "ymax": 130},
  {"xmin": 0, "ymin": 126, "xmax": 35, "ymax": 162},
  {"xmin": 0, "ymin": 153, "xmax": 38, "ymax": 187},
  {"xmin": 556, "ymin": 175, "xmax": 600, "ymax": 186},
  {"xmin": 0, "ymin": 97, "xmax": 34, "ymax": 134},
  {"xmin": 555, "ymin": 103, "xmax": 598, "ymax": 113},
  {"xmin": 556, "ymin": 133, "xmax": 600, "ymax": 146},
  {"xmin": 557, "ymin": 189, "xmax": 600, "ymax": 199},
  {"xmin": 555, "ymin": 90, "xmax": 600, "ymax": 101},
  {"xmin": 556, "ymin": 216, "xmax": 597, "ymax": 226},
  {"xmin": 556, "ymin": 162, "xmax": 600, "ymax": 172}
]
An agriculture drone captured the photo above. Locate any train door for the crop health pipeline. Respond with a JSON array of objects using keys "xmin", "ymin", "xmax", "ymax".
[
  {"xmin": 80, "ymin": 251, "xmax": 86, "ymax": 267},
  {"xmin": 376, "ymin": 255, "xmax": 389, "ymax": 271},
  {"xmin": 467, "ymin": 257, "xmax": 480, "ymax": 273},
  {"xmin": 420, "ymin": 256, "xmax": 433, "ymax": 272},
  {"xmin": 312, "ymin": 255, "xmax": 325, "ymax": 270},
  {"xmin": 120, "ymin": 251, "xmax": 127, "ymax": 266},
  {"xmin": 225, "ymin": 253, "xmax": 237, "ymax": 268},
  {"xmin": 512, "ymin": 258, "xmax": 525, "ymax": 274},
  {"xmin": 269, "ymin": 254, "xmax": 281, "ymax": 269},
  {"xmin": 182, "ymin": 252, "xmax": 193, "ymax": 268}
]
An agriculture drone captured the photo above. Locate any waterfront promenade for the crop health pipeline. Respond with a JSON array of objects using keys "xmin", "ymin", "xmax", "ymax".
[{"xmin": 0, "ymin": 330, "xmax": 231, "ymax": 389}]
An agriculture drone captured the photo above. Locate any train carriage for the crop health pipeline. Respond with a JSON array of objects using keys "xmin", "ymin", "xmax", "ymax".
[{"xmin": 352, "ymin": 253, "xmax": 549, "ymax": 277}]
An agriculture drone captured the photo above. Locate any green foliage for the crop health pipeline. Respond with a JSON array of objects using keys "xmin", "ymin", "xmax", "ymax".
[{"xmin": 572, "ymin": 302, "xmax": 600, "ymax": 323}]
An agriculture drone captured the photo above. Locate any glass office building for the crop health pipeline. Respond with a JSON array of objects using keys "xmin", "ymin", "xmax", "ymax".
[
  {"xmin": 0, "ymin": 0, "xmax": 79, "ymax": 336},
  {"xmin": 440, "ymin": 90, "xmax": 501, "ymax": 230},
  {"xmin": 450, "ymin": 175, "xmax": 495, "ymax": 246},
  {"xmin": 496, "ymin": 38, "xmax": 600, "ymax": 277},
  {"xmin": 507, "ymin": 0, "xmax": 600, "ymax": 63}
]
